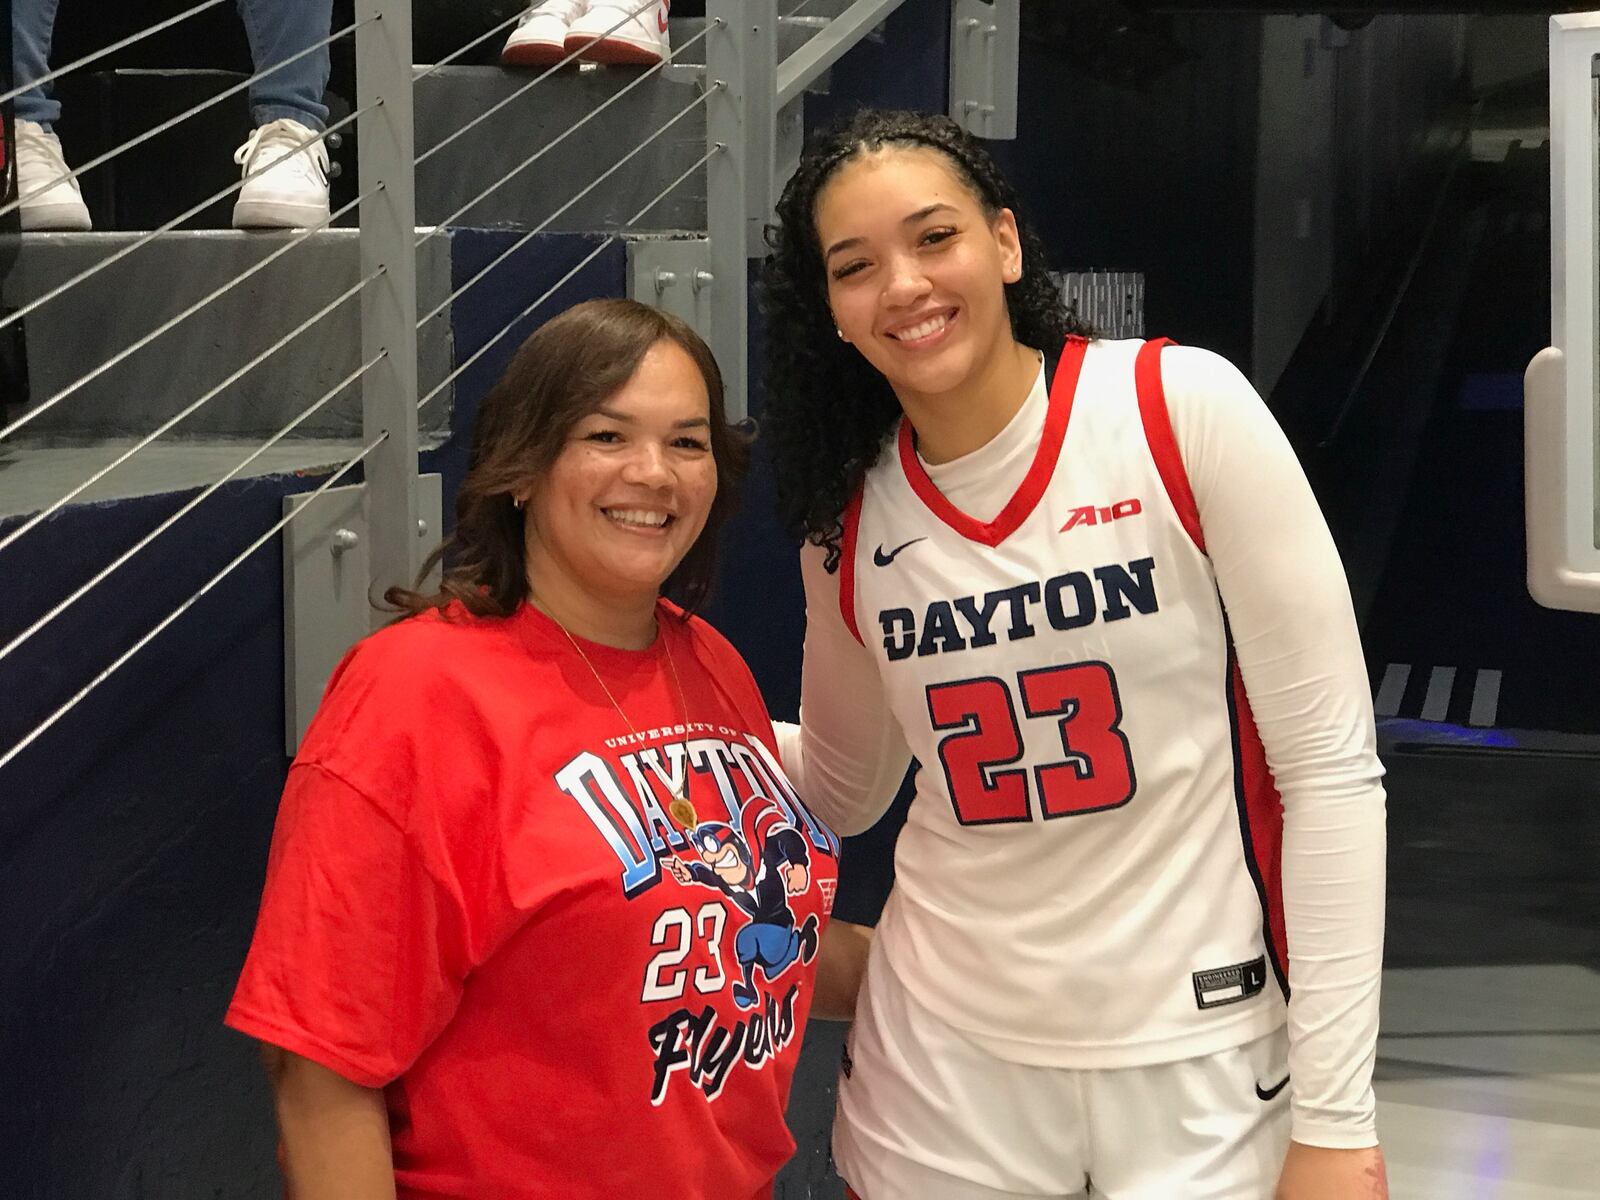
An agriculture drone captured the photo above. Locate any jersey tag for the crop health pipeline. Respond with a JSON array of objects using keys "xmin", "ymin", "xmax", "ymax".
[{"xmin": 1192, "ymin": 956, "xmax": 1268, "ymax": 1010}]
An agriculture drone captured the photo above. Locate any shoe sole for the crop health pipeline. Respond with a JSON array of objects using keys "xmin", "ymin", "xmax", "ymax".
[
  {"xmin": 564, "ymin": 34, "xmax": 666, "ymax": 65},
  {"xmin": 500, "ymin": 38, "xmax": 570, "ymax": 67},
  {"xmin": 19, "ymin": 204, "xmax": 92, "ymax": 232},
  {"xmin": 233, "ymin": 200, "xmax": 331, "ymax": 229}
]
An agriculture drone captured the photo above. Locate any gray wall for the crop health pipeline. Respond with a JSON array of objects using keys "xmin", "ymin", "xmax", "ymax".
[{"xmin": 1253, "ymin": 14, "xmax": 1467, "ymax": 396}]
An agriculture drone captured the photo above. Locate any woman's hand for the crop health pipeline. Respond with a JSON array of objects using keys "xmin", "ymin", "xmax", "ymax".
[
  {"xmin": 262, "ymin": 1044, "xmax": 397, "ymax": 1200},
  {"xmin": 809, "ymin": 920, "xmax": 874, "ymax": 1021},
  {"xmin": 1276, "ymin": 1141, "xmax": 1387, "ymax": 1199}
]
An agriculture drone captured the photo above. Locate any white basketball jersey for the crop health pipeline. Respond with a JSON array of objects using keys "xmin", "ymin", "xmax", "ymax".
[{"xmin": 840, "ymin": 336, "xmax": 1288, "ymax": 1067}]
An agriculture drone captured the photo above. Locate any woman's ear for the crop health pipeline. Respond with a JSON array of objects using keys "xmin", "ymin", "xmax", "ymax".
[{"xmin": 994, "ymin": 207, "xmax": 1023, "ymax": 283}]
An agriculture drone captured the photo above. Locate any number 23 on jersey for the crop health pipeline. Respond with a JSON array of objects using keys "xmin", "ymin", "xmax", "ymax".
[{"xmin": 925, "ymin": 660, "xmax": 1136, "ymax": 825}]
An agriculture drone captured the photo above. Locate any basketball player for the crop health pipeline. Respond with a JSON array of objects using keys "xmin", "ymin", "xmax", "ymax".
[{"xmin": 761, "ymin": 110, "xmax": 1388, "ymax": 1200}]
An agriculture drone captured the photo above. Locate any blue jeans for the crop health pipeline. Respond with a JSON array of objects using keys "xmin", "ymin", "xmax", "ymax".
[{"xmin": 12, "ymin": 0, "xmax": 331, "ymax": 132}]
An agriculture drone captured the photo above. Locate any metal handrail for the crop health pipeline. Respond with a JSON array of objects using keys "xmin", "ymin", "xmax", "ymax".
[{"xmin": 777, "ymin": 0, "xmax": 904, "ymax": 107}]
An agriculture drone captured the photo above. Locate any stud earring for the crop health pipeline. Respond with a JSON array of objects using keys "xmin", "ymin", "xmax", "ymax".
[{"xmin": 836, "ymin": 328, "xmax": 847, "ymax": 341}]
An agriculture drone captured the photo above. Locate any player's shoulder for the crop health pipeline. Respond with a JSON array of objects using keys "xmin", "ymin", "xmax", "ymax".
[{"xmin": 1158, "ymin": 341, "xmax": 1251, "ymax": 386}]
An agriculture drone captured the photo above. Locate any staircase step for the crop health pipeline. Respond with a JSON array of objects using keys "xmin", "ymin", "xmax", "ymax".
[
  {"xmin": 0, "ymin": 229, "xmax": 454, "ymax": 441},
  {"xmin": 0, "ymin": 437, "xmax": 376, "ymax": 522},
  {"xmin": 413, "ymin": 63, "xmax": 708, "ymax": 232}
]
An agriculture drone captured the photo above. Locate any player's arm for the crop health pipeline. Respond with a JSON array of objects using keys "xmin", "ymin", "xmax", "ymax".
[
  {"xmin": 261, "ymin": 1043, "xmax": 397, "ymax": 1199},
  {"xmin": 771, "ymin": 541, "xmax": 913, "ymax": 837},
  {"xmin": 809, "ymin": 920, "xmax": 874, "ymax": 1021},
  {"xmin": 1164, "ymin": 347, "xmax": 1387, "ymax": 1166}
]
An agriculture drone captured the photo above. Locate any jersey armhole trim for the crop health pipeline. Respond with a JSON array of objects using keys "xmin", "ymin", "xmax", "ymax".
[
  {"xmin": 1134, "ymin": 337, "xmax": 1206, "ymax": 553},
  {"xmin": 838, "ymin": 486, "xmax": 865, "ymax": 646}
]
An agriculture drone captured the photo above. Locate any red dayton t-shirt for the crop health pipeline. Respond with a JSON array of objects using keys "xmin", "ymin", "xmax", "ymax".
[{"xmin": 227, "ymin": 600, "xmax": 839, "ymax": 1200}]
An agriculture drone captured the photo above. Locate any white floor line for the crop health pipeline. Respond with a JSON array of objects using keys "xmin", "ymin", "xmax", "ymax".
[
  {"xmin": 1421, "ymin": 665, "xmax": 1457, "ymax": 722},
  {"xmin": 1469, "ymin": 668, "xmax": 1503, "ymax": 728},
  {"xmin": 1375, "ymin": 663, "xmax": 1412, "ymax": 718}
]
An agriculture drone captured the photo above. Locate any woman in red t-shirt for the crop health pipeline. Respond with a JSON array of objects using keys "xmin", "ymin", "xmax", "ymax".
[{"xmin": 227, "ymin": 298, "xmax": 869, "ymax": 1200}]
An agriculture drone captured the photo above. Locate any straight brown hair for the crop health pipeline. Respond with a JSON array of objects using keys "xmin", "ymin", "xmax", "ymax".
[{"xmin": 386, "ymin": 298, "xmax": 751, "ymax": 620}]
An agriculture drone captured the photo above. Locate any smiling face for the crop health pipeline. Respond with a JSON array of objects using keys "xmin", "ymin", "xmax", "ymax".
[
  {"xmin": 697, "ymin": 828, "xmax": 751, "ymax": 887},
  {"xmin": 815, "ymin": 146, "xmax": 1023, "ymax": 409},
  {"xmin": 521, "ymin": 339, "xmax": 718, "ymax": 615}
]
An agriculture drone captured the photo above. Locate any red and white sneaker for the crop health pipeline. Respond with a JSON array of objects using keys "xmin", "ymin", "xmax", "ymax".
[
  {"xmin": 565, "ymin": 1, "xmax": 671, "ymax": 66},
  {"xmin": 501, "ymin": 0, "xmax": 590, "ymax": 67}
]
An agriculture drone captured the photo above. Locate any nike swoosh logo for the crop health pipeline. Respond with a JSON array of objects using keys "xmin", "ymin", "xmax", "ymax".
[
  {"xmin": 1255, "ymin": 1073, "xmax": 1290, "ymax": 1102},
  {"xmin": 873, "ymin": 537, "xmax": 927, "ymax": 567}
]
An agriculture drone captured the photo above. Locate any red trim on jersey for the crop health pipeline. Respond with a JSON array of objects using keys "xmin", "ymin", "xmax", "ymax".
[
  {"xmin": 1134, "ymin": 337, "xmax": 1206, "ymax": 553},
  {"xmin": 1230, "ymin": 654, "xmax": 1290, "ymax": 997},
  {"xmin": 838, "ymin": 487, "xmax": 865, "ymax": 646},
  {"xmin": 895, "ymin": 336, "xmax": 1090, "ymax": 548}
]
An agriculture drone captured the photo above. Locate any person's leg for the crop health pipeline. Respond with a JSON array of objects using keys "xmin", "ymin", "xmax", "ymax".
[
  {"xmin": 834, "ymin": 957, "xmax": 1090, "ymax": 1200},
  {"xmin": 13, "ymin": 0, "xmax": 63, "ymax": 129},
  {"xmin": 1084, "ymin": 1029, "xmax": 1292, "ymax": 1200},
  {"xmin": 236, "ymin": 0, "xmax": 331, "ymax": 131},
  {"xmin": 11, "ymin": 0, "xmax": 92, "ymax": 229}
]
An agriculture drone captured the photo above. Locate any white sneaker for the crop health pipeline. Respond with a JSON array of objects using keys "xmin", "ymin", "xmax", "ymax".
[
  {"xmin": 231, "ymin": 118, "xmax": 331, "ymax": 230},
  {"xmin": 502, "ymin": 0, "xmax": 589, "ymax": 66},
  {"xmin": 566, "ymin": 0, "xmax": 671, "ymax": 65},
  {"xmin": 14, "ymin": 120, "xmax": 92, "ymax": 231}
]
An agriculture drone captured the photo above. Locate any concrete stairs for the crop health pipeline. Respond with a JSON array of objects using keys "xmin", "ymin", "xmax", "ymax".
[{"xmin": 0, "ymin": 3, "xmax": 856, "ymax": 512}]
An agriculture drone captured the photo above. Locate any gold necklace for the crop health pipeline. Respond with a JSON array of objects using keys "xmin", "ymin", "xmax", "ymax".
[{"xmin": 552, "ymin": 617, "xmax": 700, "ymax": 828}]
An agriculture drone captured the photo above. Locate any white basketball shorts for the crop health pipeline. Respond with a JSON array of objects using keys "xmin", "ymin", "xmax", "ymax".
[{"xmin": 834, "ymin": 964, "xmax": 1291, "ymax": 1200}]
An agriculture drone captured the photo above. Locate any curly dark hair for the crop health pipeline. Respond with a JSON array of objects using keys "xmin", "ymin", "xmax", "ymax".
[
  {"xmin": 387, "ymin": 298, "xmax": 750, "ymax": 622},
  {"xmin": 759, "ymin": 109, "xmax": 1092, "ymax": 566}
]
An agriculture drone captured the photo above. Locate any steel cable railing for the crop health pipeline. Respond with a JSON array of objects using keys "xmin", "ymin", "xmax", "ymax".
[
  {"xmin": 419, "ymin": 83, "xmax": 717, "ymax": 330},
  {"xmin": 0, "ymin": 430, "xmax": 390, "ymax": 772},
  {"xmin": 0, "ymin": 184, "xmax": 382, "ymax": 442},
  {"xmin": 0, "ymin": 267, "xmax": 385, "ymax": 557},
  {"xmin": 0, "ymin": 0, "xmax": 230, "ymax": 109},
  {"xmin": 0, "ymin": 6, "xmax": 676, "ymax": 441},
  {"xmin": 415, "ymin": 17, "xmax": 714, "ymax": 245},
  {"xmin": 3, "ymin": 19, "xmax": 371, "ymax": 219},
  {"xmin": 418, "ymin": 142, "xmax": 722, "ymax": 416},
  {"xmin": 2, "ymin": 0, "xmax": 919, "ymax": 777},
  {"xmin": 0, "ymin": 351, "xmax": 388, "ymax": 668},
  {"xmin": 0, "ymin": 97, "xmax": 370, "ymax": 351}
]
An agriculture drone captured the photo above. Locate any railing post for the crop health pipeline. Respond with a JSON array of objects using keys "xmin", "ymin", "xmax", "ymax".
[
  {"xmin": 356, "ymin": 0, "xmax": 423, "ymax": 612},
  {"xmin": 705, "ymin": 0, "xmax": 776, "ymax": 421}
]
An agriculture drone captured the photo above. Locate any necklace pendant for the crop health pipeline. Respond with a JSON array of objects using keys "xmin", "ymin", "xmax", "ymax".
[{"xmin": 669, "ymin": 796, "xmax": 699, "ymax": 830}]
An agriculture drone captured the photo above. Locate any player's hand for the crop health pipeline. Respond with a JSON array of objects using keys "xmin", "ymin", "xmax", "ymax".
[
  {"xmin": 782, "ymin": 862, "xmax": 809, "ymax": 893},
  {"xmin": 666, "ymin": 857, "xmax": 692, "ymax": 884},
  {"xmin": 1275, "ymin": 1142, "xmax": 1387, "ymax": 1199}
]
